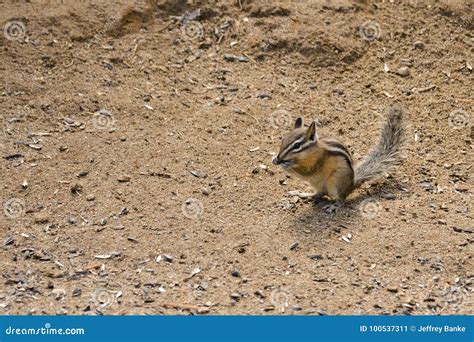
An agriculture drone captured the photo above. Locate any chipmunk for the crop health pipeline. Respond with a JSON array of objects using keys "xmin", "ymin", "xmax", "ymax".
[{"xmin": 272, "ymin": 107, "xmax": 406, "ymax": 210}]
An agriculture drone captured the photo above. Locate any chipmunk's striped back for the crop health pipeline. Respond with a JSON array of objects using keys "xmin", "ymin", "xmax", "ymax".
[{"xmin": 320, "ymin": 138, "xmax": 353, "ymax": 171}]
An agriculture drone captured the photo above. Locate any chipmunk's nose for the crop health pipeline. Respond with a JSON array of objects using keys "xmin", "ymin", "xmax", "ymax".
[{"xmin": 272, "ymin": 155, "xmax": 281, "ymax": 165}]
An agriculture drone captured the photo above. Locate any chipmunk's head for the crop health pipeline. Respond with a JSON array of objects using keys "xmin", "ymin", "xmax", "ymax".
[{"xmin": 272, "ymin": 117, "xmax": 318, "ymax": 170}]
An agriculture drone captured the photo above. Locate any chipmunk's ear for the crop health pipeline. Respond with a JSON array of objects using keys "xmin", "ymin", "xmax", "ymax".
[
  {"xmin": 294, "ymin": 117, "xmax": 303, "ymax": 129},
  {"xmin": 304, "ymin": 121, "xmax": 317, "ymax": 141}
]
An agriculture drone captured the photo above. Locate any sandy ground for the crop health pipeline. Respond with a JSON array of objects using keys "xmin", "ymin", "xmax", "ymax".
[{"xmin": 0, "ymin": 0, "xmax": 473, "ymax": 315}]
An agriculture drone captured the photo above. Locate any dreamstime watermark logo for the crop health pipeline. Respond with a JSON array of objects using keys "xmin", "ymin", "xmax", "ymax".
[
  {"xmin": 181, "ymin": 21, "xmax": 204, "ymax": 41},
  {"xmin": 359, "ymin": 198, "xmax": 381, "ymax": 219},
  {"xmin": 92, "ymin": 288, "xmax": 116, "ymax": 308},
  {"xmin": 448, "ymin": 109, "xmax": 469, "ymax": 129},
  {"xmin": 91, "ymin": 109, "xmax": 115, "ymax": 130},
  {"xmin": 359, "ymin": 21, "xmax": 381, "ymax": 41},
  {"xmin": 270, "ymin": 109, "xmax": 291, "ymax": 129},
  {"xmin": 270, "ymin": 287, "xmax": 292, "ymax": 309},
  {"xmin": 181, "ymin": 198, "xmax": 204, "ymax": 219},
  {"xmin": 3, "ymin": 198, "xmax": 25, "ymax": 219},
  {"xmin": 4, "ymin": 322, "xmax": 85, "ymax": 336},
  {"xmin": 3, "ymin": 20, "xmax": 27, "ymax": 41}
]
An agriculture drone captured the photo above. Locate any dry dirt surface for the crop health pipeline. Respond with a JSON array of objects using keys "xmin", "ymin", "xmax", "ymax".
[{"xmin": 1, "ymin": 0, "xmax": 473, "ymax": 315}]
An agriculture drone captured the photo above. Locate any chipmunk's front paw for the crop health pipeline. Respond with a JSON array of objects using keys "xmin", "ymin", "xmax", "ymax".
[{"xmin": 286, "ymin": 190, "xmax": 314, "ymax": 200}]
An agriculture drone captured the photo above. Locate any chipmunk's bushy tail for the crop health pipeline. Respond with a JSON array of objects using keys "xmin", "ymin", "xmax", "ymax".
[{"xmin": 353, "ymin": 106, "xmax": 406, "ymax": 188}]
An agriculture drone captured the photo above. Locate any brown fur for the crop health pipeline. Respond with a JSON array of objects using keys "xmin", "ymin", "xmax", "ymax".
[
  {"xmin": 286, "ymin": 140, "xmax": 354, "ymax": 200},
  {"xmin": 275, "ymin": 108, "xmax": 405, "ymax": 202}
]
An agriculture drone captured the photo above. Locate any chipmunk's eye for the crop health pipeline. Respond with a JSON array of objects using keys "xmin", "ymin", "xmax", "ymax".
[{"xmin": 292, "ymin": 141, "xmax": 302, "ymax": 150}]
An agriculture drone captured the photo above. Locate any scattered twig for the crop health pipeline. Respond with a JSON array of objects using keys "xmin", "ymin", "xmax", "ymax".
[
  {"xmin": 418, "ymin": 85, "xmax": 437, "ymax": 93},
  {"xmin": 161, "ymin": 302, "xmax": 209, "ymax": 313}
]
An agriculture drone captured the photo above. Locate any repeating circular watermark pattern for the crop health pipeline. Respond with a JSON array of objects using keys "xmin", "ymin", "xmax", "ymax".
[
  {"xmin": 448, "ymin": 109, "xmax": 469, "ymax": 129},
  {"xmin": 425, "ymin": 276, "xmax": 472, "ymax": 311},
  {"xmin": 439, "ymin": 284, "xmax": 470, "ymax": 308},
  {"xmin": 92, "ymin": 288, "xmax": 115, "ymax": 308},
  {"xmin": 270, "ymin": 109, "xmax": 292, "ymax": 130},
  {"xmin": 270, "ymin": 287, "xmax": 292, "ymax": 309},
  {"xmin": 359, "ymin": 21, "xmax": 381, "ymax": 41},
  {"xmin": 92, "ymin": 109, "xmax": 115, "ymax": 130},
  {"xmin": 181, "ymin": 198, "xmax": 204, "ymax": 220},
  {"xmin": 3, "ymin": 198, "xmax": 25, "ymax": 219},
  {"xmin": 181, "ymin": 21, "xmax": 204, "ymax": 41},
  {"xmin": 3, "ymin": 20, "xmax": 26, "ymax": 41},
  {"xmin": 359, "ymin": 198, "xmax": 381, "ymax": 219}
]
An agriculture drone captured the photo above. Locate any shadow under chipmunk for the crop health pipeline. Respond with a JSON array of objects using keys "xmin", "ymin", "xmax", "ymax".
[{"xmin": 288, "ymin": 178, "xmax": 410, "ymax": 236}]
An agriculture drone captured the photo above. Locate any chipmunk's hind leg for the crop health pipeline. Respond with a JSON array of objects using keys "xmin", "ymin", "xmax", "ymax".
[
  {"xmin": 323, "ymin": 168, "xmax": 353, "ymax": 213},
  {"xmin": 326, "ymin": 167, "xmax": 354, "ymax": 201}
]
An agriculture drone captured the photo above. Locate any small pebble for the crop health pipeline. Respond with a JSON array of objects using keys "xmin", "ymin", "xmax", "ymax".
[
  {"xmin": 223, "ymin": 54, "xmax": 249, "ymax": 62},
  {"xmin": 341, "ymin": 233, "xmax": 352, "ymax": 243},
  {"xmin": 413, "ymin": 41, "xmax": 425, "ymax": 49},
  {"xmin": 381, "ymin": 193, "xmax": 396, "ymax": 200},
  {"xmin": 68, "ymin": 216, "xmax": 77, "ymax": 224},
  {"xmin": 230, "ymin": 292, "xmax": 241, "ymax": 300},
  {"xmin": 57, "ymin": 309, "xmax": 68, "ymax": 315},
  {"xmin": 34, "ymin": 212, "xmax": 50, "ymax": 224},
  {"xmin": 72, "ymin": 288, "xmax": 82, "ymax": 297},
  {"xmin": 86, "ymin": 194, "xmax": 95, "ymax": 201},
  {"xmin": 231, "ymin": 270, "xmax": 241, "ymax": 277},
  {"xmin": 290, "ymin": 242, "xmax": 299, "ymax": 251},
  {"xmin": 99, "ymin": 218, "xmax": 107, "ymax": 226},
  {"xmin": 190, "ymin": 170, "xmax": 207, "ymax": 178},
  {"xmin": 256, "ymin": 92, "xmax": 272, "ymax": 100},
  {"xmin": 387, "ymin": 285, "xmax": 399, "ymax": 293},
  {"xmin": 71, "ymin": 183, "xmax": 83, "ymax": 195},
  {"xmin": 163, "ymin": 254, "xmax": 173, "ymax": 262},
  {"xmin": 117, "ymin": 175, "xmax": 131, "ymax": 182},
  {"xmin": 52, "ymin": 289, "xmax": 66, "ymax": 299},
  {"xmin": 396, "ymin": 66, "xmax": 410, "ymax": 77},
  {"xmin": 77, "ymin": 170, "xmax": 89, "ymax": 178},
  {"xmin": 98, "ymin": 109, "xmax": 111, "ymax": 116}
]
